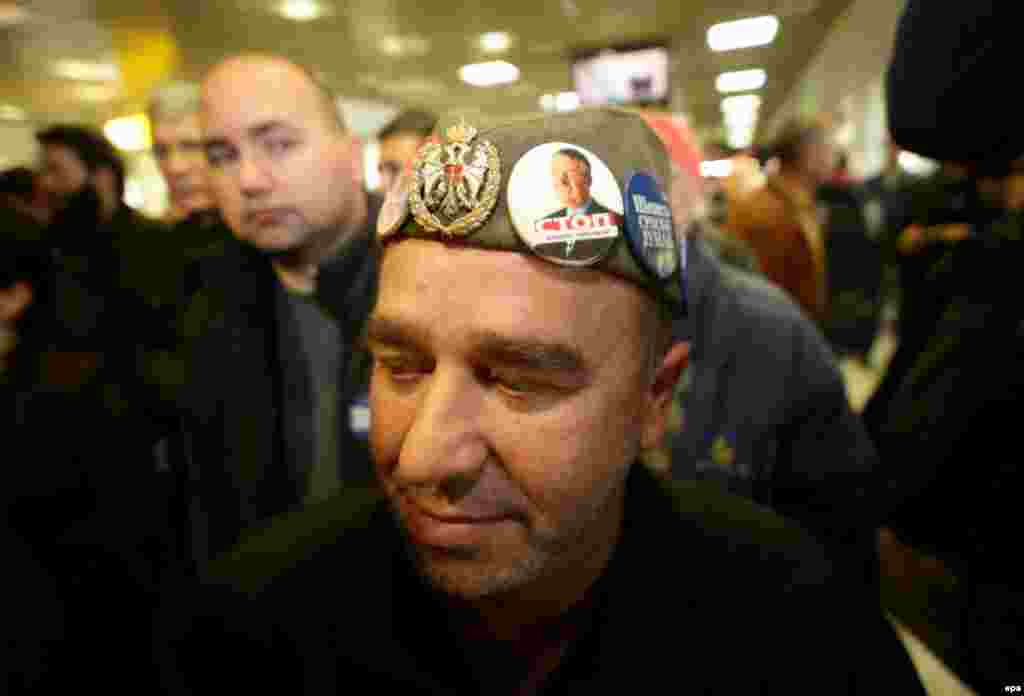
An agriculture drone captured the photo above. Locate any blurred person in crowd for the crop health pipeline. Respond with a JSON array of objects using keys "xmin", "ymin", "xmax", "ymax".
[
  {"xmin": 818, "ymin": 156, "xmax": 885, "ymax": 360},
  {"xmin": 146, "ymin": 81, "xmax": 235, "ymax": 307},
  {"xmin": 158, "ymin": 53, "xmax": 381, "ymax": 568},
  {"xmin": 34, "ymin": 124, "xmax": 178, "ymax": 316},
  {"xmin": 829, "ymin": 150, "xmax": 855, "ymax": 187},
  {"xmin": 376, "ymin": 108, "xmax": 437, "ymax": 193},
  {"xmin": 877, "ymin": 1, "xmax": 1024, "ymax": 689},
  {"xmin": 725, "ymin": 117, "xmax": 834, "ymax": 323},
  {"xmin": 642, "ymin": 111, "xmax": 883, "ymax": 590},
  {"xmin": 862, "ymin": 159, "xmax": 1002, "ymax": 442},
  {"xmin": 862, "ymin": 142, "xmax": 920, "ymax": 326},
  {"xmin": 157, "ymin": 108, "xmax": 923, "ymax": 696},
  {"xmin": 0, "ymin": 166, "xmax": 50, "ymax": 225},
  {"xmin": 148, "ymin": 81, "xmax": 215, "ymax": 223},
  {"xmin": 2, "ymin": 204, "xmax": 168, "ymax": 691},
  {"xmin": 37, "ymin": 124, "xmax": 126, "ymax": 226}
]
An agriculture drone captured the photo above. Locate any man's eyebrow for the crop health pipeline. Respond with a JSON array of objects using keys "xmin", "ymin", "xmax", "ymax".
[
  {"xmin": 364, "ymin": 316, "xmax": 428, "ymax": 350},
  {"xmin": 248, "ymin": 120, "xmax": 296, "ymax": 139},
  {"xmin": 471, "ymin": 331, "xmax": 585, "ymax": 373},
  {"xmin": 202, "ymin": 136, "xmax": 231, "ymax": 151}
]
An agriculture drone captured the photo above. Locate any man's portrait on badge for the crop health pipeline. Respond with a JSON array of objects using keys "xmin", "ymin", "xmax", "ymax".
[
  {"xmin": 507, "ymin": 141, "xmax": 624, "ymax": 266},
  {"xmin": 545, "ymin": 147, "xmax": 611, "ymax": 219}
]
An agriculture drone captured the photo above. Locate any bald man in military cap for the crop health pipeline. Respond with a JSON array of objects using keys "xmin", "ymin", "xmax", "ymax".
[{"xmin": 157, "ymin": 108, "xmax": 924, "ymax": 695}]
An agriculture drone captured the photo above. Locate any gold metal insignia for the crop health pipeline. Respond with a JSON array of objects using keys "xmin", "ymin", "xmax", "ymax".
[
  {"xmin": 409, "ymin": 120, "xmax": 501, "ymax": 238},
  {"xmin": 710, "ymin": 435, "xmax": 735, "ymax": 469}
]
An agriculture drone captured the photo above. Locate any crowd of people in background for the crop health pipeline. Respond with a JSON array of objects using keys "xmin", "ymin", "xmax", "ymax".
[{"xmin": 2, "ymin": 2, "xmax": 1022, "ymax": 690}]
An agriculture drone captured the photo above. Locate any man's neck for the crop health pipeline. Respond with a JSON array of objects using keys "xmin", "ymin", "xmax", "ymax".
[
  {"xmin": 272, "ymin": 191, "xmax": 368, "ymax": 293},
  {"xmin": 0, "ymin": 323, "xmax": 18, "ymax": 376},
  {"xmin": 567, "ymin": 198, "xmax": 592, "ymax": 216}
]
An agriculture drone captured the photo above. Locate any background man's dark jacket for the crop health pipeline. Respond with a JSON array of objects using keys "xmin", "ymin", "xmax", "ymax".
[
  {"xmin": 156, "ymin": 196, "xmax": 381, "ymax": 569},
  {"xmin": 670, "ymin": 233, "xmax": 880, "ymax": 582}
]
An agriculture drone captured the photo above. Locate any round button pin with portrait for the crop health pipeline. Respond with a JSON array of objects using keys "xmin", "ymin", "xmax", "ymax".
[
  {"xmin": 507, "ymin": 143, "xmax": 624, "ymax": 267},
  {"xmin": 623, "ymin": 171, "xmax": 678, "ymax": 280},
  {"xmin": 377, "ymin": 167, "xmax": 414, "ymax": 240}
]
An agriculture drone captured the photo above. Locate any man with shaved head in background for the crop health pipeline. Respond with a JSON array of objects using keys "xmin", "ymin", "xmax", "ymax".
[{"xmin": 162, "ymin": 53, "xmax": 381, "ymax": 569}]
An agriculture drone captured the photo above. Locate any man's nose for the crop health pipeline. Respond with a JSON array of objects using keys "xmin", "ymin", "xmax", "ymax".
[
  {"xmin": 165, "ymin": 148, "xmax": 189, "ymax": 177},
  {"xmin": 238, "ymin": 153, "xmax": 273, "ymax": 197},
  {"xmin": 392, "ymin": 365, "xmax": 489, "ymax": 502}
]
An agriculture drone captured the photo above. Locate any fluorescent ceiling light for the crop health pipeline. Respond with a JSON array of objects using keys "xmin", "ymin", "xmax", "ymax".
[
  {"xmin": 721, "ymin": 94, "xmax": 761, "ymax": 113},
  {"xmin": 707, "ymin": 15, "xmax": 779, "ymax": 52},
  {"xmin": 75, "ymin": 84, "xmax": 118, "ymax": 102},
  {"xmin": 0, "ymin": 104, "xmax": 26, "ymax": 121},
  {"xmin": 722, "ymin": 95, "xmax": 760, "ymax": 128},
  {"xmin": 898, "ymin": 151, "xmax": 938, "ymax": 176},
  {"xmin": 539, "ymin": 91, "xmax": 580, "ymax": 112},
  {"xmin": 104, "ymin": 114, "xmax": 151, "ymax": 152},
  {"xmin": 0, "ymin": 3, "xmax": 31, "ymax": 26},
  {"xmin": 379, "ymin": 34, "xmax": 430, "ymax": 57},
  {"xmin": 727, "ymin": 125, "xmax": 755, "ymax": 149},
  {"xmin": 479, "ymin": 32, "xmax": 512, "ymax": 53},
  {"xmin": 53, "ymin": 60, "xmax": 120, "ymax": 82},
  {"xmin": 459, "ymin": 61, "xmax": 520, "ymax": 87},
  {"xmin": 700, "ymin": 159, "xmax": 734, "ymax": 178},
  {"xmin": 556, "ymin": 91, "xmax": 580, "ymax": 111},
  {"xmin": 276, "ymin": 0, "xmax": 325, "ymax": 22},
  {"xmin": 716, "ymin": 68, "xmax": 766, "ymax": 93}
]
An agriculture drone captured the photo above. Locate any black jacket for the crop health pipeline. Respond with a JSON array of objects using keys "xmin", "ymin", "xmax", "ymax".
[
  {"xmin": 161, "ymin": 196, "xmax": 381, "ymax": 567},
  {"xmin": 156, "ymin": 464, "xmax": 925, "ymax": 695}
]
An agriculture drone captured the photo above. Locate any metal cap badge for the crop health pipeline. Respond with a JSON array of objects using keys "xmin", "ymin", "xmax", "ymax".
[
  {"xmin": 507, "ymin": 143, "xmax": 624, "ymax": 267},
  {"xmin": 408, "ymin": 120, "xmax": 501, "ymax": 238},
  {"xmin": 623, "ymin": 171, "xmax": 678, "ymax": 280}
]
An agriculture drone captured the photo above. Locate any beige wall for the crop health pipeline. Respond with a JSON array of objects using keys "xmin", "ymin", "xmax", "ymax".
[{"xmin": 763, "ymin": 0, "xmax": 906, "ymax": 178}]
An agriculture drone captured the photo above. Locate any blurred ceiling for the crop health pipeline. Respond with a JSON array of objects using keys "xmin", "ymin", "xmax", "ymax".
[{"xmin": 1, "ymin": 0, "xmax": 853, "ymax": 142}]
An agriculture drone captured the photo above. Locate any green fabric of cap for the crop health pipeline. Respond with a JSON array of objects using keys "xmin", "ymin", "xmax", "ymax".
[{"xmin": 389, "ymin": 106, "xmax": 683, "ymax": 313}]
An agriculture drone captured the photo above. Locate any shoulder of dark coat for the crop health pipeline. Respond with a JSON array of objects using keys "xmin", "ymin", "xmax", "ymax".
[{"xmin": 202, "ymin": 486, "xmax": 385, "ymax": 597}]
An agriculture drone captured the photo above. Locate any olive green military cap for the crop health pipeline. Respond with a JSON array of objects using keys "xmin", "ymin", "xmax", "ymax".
[{"xmin": 377, "ymin": 107, "xmax": 684, "ymax": 313}]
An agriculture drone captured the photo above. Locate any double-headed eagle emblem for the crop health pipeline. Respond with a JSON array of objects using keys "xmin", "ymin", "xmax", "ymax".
[{"xmin": 409, "ymin": 120, "xmax": 500, "ymax": 237}]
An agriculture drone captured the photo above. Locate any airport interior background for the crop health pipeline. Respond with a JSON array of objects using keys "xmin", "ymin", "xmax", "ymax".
[{"xmin": 2, "ymin": 1, "xmax": 1012, "ymax": 694}]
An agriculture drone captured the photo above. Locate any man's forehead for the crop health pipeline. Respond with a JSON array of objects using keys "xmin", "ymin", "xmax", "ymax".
[
  {"xmin": 153, "ymin": 112, "xmax": 200, "ymax": 137},
  {"xmin": 201, "ymin": 57, "xmax": 326, "ymax": 131},
  {"xmin": 377, "ymin": 241, "xmax": 638, "ymax": 345},
  {"xmin": 552, "ymin": 154, "xmax": 584, "ymax": 170}
]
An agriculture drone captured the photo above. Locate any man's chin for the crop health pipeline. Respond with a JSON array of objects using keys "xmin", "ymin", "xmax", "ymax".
[{"xmin": 241, "ymin": 226, "xmax": 303, "ymax": 257}]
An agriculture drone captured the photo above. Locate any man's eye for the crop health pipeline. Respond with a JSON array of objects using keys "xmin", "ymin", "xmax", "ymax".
[
  {"xmin": 479, "ymin": 367, "xmax": 537, "ymax": 397},
  {"xmin": 206, "ymin": 147, "xmax": 235, "ymax": 167},
  {"xmin": 376, "ymin": 356, "xmax": 430, "ymax": 383},
  {"xmin": 153, "ymin": 145, "xmax": 169, "ymax": 160},
  {"xmin": 265, "ymin": 139, "xmax": 297, "ymax": 157}
]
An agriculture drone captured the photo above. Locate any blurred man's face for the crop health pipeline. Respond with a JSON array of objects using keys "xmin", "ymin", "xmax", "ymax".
[
  {"xmin": 551, "ymin": 154, "xmax": 591, "ymax": 210},
  {"xmin": 38, "ymin": 144, "xmax": 89, "ymax": 211},
  {"xmin": 200, "ymin": 56, "xmax": 358, "ymax": 254},
  {"xmin": 367, "ymin": 240, "xmax": 674, "ymax": 602},
  {"xmin": 378, "ymin": 132, "xmax": 425, "ymax": 193},
  {"xmin": 803, "ymin": 137, "xmax": 836, "ymax": 185},
  {"xmin": 153, "ymin": 112, "xmax": 213, "ymax": 217}
]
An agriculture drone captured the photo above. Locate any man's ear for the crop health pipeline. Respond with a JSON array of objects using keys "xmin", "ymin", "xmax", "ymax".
[
  {"xmin": 641, "ymin": 341, "xmax": 690, "ymax": 450},
  {"xmin": 0, "ymin": 281, "xmax": 34, "ymax": 322},
  {"xmin": 91, "ymin": 166, "xmax": 120, "ymax": 216}
]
